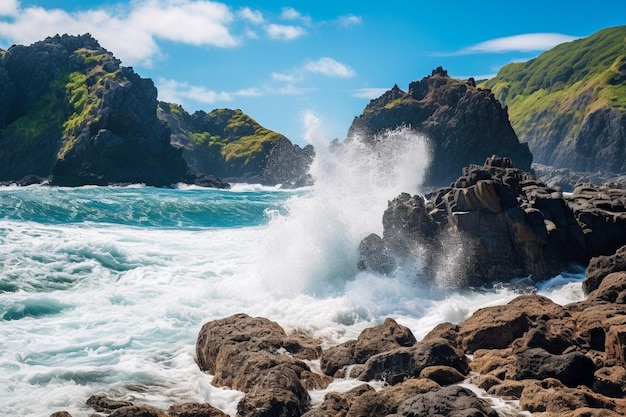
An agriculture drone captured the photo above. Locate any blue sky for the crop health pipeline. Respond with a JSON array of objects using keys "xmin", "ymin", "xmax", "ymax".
[{"xmin": 0, "ymin": 0, "xmax": 623, "ymax": 145}]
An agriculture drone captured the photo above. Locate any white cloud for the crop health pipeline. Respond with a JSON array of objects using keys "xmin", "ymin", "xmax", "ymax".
[
  {"xmin": 304, "ymin": 57, "xmax": 355, "ymax": 78},
  {"xmin": 280, "ymin": 7, "xmax": 301, "ymax": 20},
  {"xmin": 0, "ymin": 0, "xmax": 240, "ymax": 67},
  {"xmin": 0, "ymin": 0, "xmax": 18, "ymax": 16},
  {"xmin": 459, "ymin": 33, "xmax": 580, "ymax": 54},
  {"xmin": 337, "ymin": 14, "xmax": 362, "ymax": 27},
  {"xmin": 157, "ymin": 78, "xmax": 261, "ymax": 105},
  {"xmin": 352, "ymin": 87, "xmax": 388, "ymax": 99},
  {"xmin": 266, "ymin": 23, "xmax": 306, "ymax": 41},
  {"xmin": 238, "ymin": 7, "xmax": 264, "ymax": 25}
]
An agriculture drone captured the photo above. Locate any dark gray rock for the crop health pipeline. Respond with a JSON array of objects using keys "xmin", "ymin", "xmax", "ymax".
[
  {"xmin": 347, "ymin": 67, "xmax": 532, "ymax": 187},
  {"xmin": 389, "ymin": 385, "xmax": 499, "ymax": 417},
  {"xmin": 320, "ymin": 318, "xmax": 416, "ymax": 377},
  {"xmin": 359, "ymin": 156, "xmax": 626, "ymax": 286},
  {"xmin": 514, "ymin": 348, "xmax": 596, "ymax": 387},
  {"xmin": 358, "ymin": 339, "xmax": 468, "ymax": 385},
  {"xmin": 584, "ymin": 245, "xmax": 626, "ymax": 294}
]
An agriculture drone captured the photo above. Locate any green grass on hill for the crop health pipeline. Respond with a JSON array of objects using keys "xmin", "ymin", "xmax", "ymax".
[{"xmin": 482, "ymin": 26, "xmax": 626, "ymax": 140}]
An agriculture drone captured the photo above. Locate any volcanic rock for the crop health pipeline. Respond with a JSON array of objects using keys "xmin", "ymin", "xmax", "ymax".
[
  {"xmin": 347, "ymin": 67, "xmax": 532, "ymax": 187},
  {"xmin": 584, "ymin": 245, "xmax": 626, "ymax": 294},
  {"xmin": 0, "ymin": 34, "xmax": 201, "ymax": 187},
  {"xmin": 195, "ymin": 313, "xmax": 327, "ymax": 417},
  {"xmin": 388, "ymin": 385, "xmax": 500, "ymax": 417},
  {"xmin": 320, "ymin": 317, "xmax": 416, "ymax": 377},
  {"xmin": 358, "ymin": 155, "xmax": 626, "ymax": 285}
]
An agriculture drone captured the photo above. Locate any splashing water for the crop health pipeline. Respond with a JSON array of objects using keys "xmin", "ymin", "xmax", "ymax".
[{"xmin": 258, "ymin": 113, "xmax": 431, "ymax": 296}]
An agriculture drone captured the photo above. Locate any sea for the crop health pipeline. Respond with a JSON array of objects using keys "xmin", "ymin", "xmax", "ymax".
[{"xmin": 0, "ymin": 125, "xmax": 586, "ymax": 416}]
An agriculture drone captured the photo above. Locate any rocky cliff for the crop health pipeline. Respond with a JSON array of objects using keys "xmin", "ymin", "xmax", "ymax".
[
  {"xmin": 0, "ymin": 34, "xmax": 220, "ymax": 187},
  {"xmin": 158, "ymin": 103, "xmax": 314, "ymax": 186},
  {"xmin": 483, "ymin": 26, "xmax": 626, "ymax": 174},
  {"xmin": 347, "ymin": 67, "xmax": 533, "ymax": 187}
]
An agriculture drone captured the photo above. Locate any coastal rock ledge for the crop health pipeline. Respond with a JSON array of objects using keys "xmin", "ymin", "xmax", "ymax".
[
  {"xmin": 52, "ymin": 254, "xmax": 626, "ymax": 416},
  {"xmin": 359, "ymin": 155, "xmax": 626, "ymax": 286}
]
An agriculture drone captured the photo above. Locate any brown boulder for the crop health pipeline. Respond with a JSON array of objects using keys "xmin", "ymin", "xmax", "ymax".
[
  {"xmin": 584, "ymin": 245, "xmax": 626, "ymax": 294},
  {"xmin": 418, "ymin": 365, "xmax": 466, "ymax": 386},
  {"xmin": 320, "ymin": 318, "xmax": 416, "ymax": 377},
  {"xmin": 196, "ymin": 313, "xmax": 288, "ymax": 374},
  {"xmin": 358, "ymin": 339, "xmax": 468, "ymax": 385},
  {"xmin": 587, "ymin": 271, "xmax": 626, "ymax": 303},
  {"xmin": 389, "ymin": 385, "xmax": 499, "ymax": 417},
  {"xmin": 457, "ymin": 295, "xmax": 564, "ymax": 353},
  {"xmin": 195, "ymin": 314, "xmax": 327, "ymax": 417},
  {"xmin": 168, "ymin": 403, "xmax": 228, "ymax": 417},
  {"xmin": 109, "ymin": 405, "xmax": 168, "ymax": 417},
  {"xmin": 236, "ymin": 364, "xmax": 310, "ymax": 417},
  {"xmin": 303, "ymin": 379, "xmax": 440, "ymax": 417},
  {"xmin": 518, "ymin": 379, "xmax": 616, "ymax": 414}
]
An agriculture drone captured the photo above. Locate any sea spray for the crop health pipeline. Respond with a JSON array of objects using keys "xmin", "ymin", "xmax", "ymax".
[{"xmin": 257, "ymin": 112, "xmax": 431, "ymax": 296}]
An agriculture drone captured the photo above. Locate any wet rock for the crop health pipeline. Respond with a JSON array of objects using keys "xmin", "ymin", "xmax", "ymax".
[
  {"xmin": 518, "ymin": 379, "xmax": 617, "ymax": 414},
  {"xmin": 388, "ymin": 385, "xmax": 500, "ymax": 417},
  {"xmin": 358, "ymin": 339, "xmax": 468, "ymax": 385},
  {"xmin": 513, "ymin": 347, "xmax": 595, "ymax": 387},
  {"xmin": 167, "ymin": 403, "xmax": 228, "ymax": 417},
  {"xmin": 196, "ymin": 313, "xmax": 327, "ymax": 417},
  {"xmin": 359, "ymin": 157, "xmax": 626, "ymax": 286},
  {"xmin": 87, "ymin": 394, "xmax": 133, "ymax": 412},
  {"xmin": 109, "ymin": 405, "xmax": 168, "ymax": 417},
  {"xmin": 418, "ymin": 365, "xmax": 466, "ymax": 385},
  {"xmin": 320, "ymin": 318, "xmax": 416, "ymax": 377},
  {"xmin": 587, "ymin": 271, "xmax": 626, "ymax": 304}
]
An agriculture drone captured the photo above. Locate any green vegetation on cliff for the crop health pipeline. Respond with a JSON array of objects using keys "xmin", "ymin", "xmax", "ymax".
[
  {"xmin": 58, "ymin": 48, "xmax": 117, "ymax": 159},
  {"xmin": 189, "ymin": 108, "xmax": 283, "ymax": 163},
  {"xmin": 0, "ymin": 75, "xmax": 67, "ymax": 159},
  {"xmin": 481, "ymin": 25, "xmax": 626, "ymax": 168}
]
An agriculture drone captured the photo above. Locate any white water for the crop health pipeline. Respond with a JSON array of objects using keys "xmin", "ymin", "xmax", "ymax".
[{"xmin": 0, "ymin": 118, "xmax": 585, "ymax": 417}]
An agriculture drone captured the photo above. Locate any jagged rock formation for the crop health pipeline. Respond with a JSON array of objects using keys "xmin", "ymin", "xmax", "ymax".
[
  {"xmin": 359, "ymin": 155, "xmax": 626, "ymax": 286},
  {"xmin": 158, "ymin": 103, "xmax": 314, "ymax": 186},
  {"xmin": 347, "ymin": 67, "xmax": 533, "ymax": 187},
  {"xmin": 0, "ymin": 34, "xmax": 226, "ymax": 187},
  {"xmin": 484, "ymin": 26, "xmax": 626, "ymax": 174}
]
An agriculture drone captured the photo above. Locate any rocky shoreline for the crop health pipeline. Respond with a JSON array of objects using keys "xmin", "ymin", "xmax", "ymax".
[
  {"xmin": 51, "ymin": 158, "xmax": 626, "ymax": 417},
  {"xmin": 51, "ymin": 255, "xmax": 626, "ymax": 417}
]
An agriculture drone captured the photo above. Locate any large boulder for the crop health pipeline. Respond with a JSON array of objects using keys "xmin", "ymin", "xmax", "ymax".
[
  {"xmin": 388, "ymin": 385, "xmax": 500, "ymax": 417},
  {"xmin": 357, "ymin": 339, "xmax": 469, "ymax": 385},
  {"xmin": 584, "ymin": 245, "xmax": 626, "ymax": 294},
  {"xmin": 347, "ymin": 67, "xmax": 532, "ymax": 187},
  {"xmin": 195, "ymin": 313, "xmax": 327, "ymax": 417},
  {"xmin": 320, "ymin": 318, "xmax": 416, "ymax": 377},
  {"xmin": 359, "ymin": 156, "xmax": 626, "ymax": 286}
]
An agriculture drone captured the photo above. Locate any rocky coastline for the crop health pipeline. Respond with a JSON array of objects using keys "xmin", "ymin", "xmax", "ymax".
[
  {"xmin": 50, "ymin": 255, "xmax": 626, "ymax": 417},
  {"xmin": 50, "ymin": 158, "xmax": 626, "ymax": 417}
]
